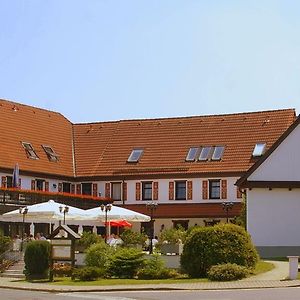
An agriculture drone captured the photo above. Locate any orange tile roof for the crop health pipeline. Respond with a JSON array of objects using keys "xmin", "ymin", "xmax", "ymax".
[{"xmin": 0, "ymin": 99, "xmax": 296, "ymax": 178}]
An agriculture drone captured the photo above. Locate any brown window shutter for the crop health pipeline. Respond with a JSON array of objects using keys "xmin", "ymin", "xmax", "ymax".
[
  {"xmin": 1, "ymin": 176, "xmax": 7, "ymax": 188},
  {"xmin": 153, "ymin": 181, "xmax": 159, "ymax": 200},
  {"xmin": 92, "ymin": 183, "xmax": 98, "ymax": 197},
  {"xmin": 202, "ymin": 180, "xmax": 208, "ymax": 200},
  {"xmin": 58, "ymin": 183, "xmax": 63, "ymax": 192},
  {"xmin": 71, "ymin": 184, "xmax": 75, "ymax": 194},
  {"xmin": 18, "ymin": 178, "xmax": 21, "ymax": 188},
  {"xmin": 187, "ymin": 181, "xmax": 193, "ymax": 200},
  {"xmin": 169, "ymin": 181, "xmax": 174, "ymax": 200},
  {"xmin": 76, "ymin": 184, "xmax": 81, "ymax": 195},
  {"xmin": 237, "ymin": 187, "xmax": 243, "ymax": 199},
  {"xmin": 105, "ymin": 182, "xmax": 110, "ymax": 198},
  {"xmin": 221, "ymin": 179, "xmax": 227, "ymax": 199},
  {"xmin": 31, "ymin": 180, "xmax": 36, "ymax": 191},
  {"xmin": 45, "ymin": 181, "xmax": 49, "ymax": 192},
  {"xmin": 136, "ymin": 182, "xmax": 141, "ymax": 201},
  {"xmin": 122, "ymin": 182, "xmax": 127, "ymax": 201}
]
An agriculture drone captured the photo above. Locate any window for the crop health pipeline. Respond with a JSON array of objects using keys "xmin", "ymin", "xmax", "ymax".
[
  {"xmin": 127, "ymin": 149, "xmax": 143, "ymax": 162},
  {"xmin": 175, "ymin": 181, "xmax": 186, "ymax": 200},
  {"xmin": 111, "ymin": 182, "xmax": 122, "ymax": 200},
  {"xmin": 252, "ymin": 143, "xmax": 266, "ymax": 157},
  {"xmin": 186, "ymin": 147, "xmax": 199, "ymax": 161},
  {"xmin": 211, "ymin": 146, "xmax": 225, "ymax": 160},
  {"xmin": 82, "ymin": 183, "xmax": 92, "ymax": 195},
  {"xmin": 199, "ymin": 146, "xmax": 213, "ymax": 161},
  {"xmin": 42, "ymin": 145, "xmax": 59, "ymax": 162},
  {"xmin": 22, "ymin": 142, "xmax": 39, "ymax": 159},
  {"xmin": 36, "ymin": 179, "xmax": 44, "ymax": 191},
  {"xmin": 173, "ymin": 220, "xmax": 189, "ymax": 230},
  {"xmin": 6, "ymin": 176, "xmax": 13, "ymax": 188},
  {"xmin": 63, "ymin": 182, "xmax": 71, "ymax": 193},
  {"xmin": 209, "ymin": 180, "xmax": 220, "ymax": 199},
  {"xmin": 142, "ymin": 182, "xmax": 152, "ymax": 200}
]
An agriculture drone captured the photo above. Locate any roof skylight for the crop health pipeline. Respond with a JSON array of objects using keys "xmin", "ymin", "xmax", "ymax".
[
  {"xmin": 127, "ymin": 149, "xmax": 143, "ymax": 162},
  {"xmin": 211, "ymin": 146, "xmax": 225, "ymax": 160},
  {"xmin": 42, "ymin": 145, "xmax": 59, "ymax": 162},
  {"xmin": 186, "ymin": 147, "xmax": 199, "ymax": 161},
  {"xmin": 252, "ymin": 143, "xmax": 266, "ymax": 157},
  {"xmin": 22, "ymin": 142, "xmax": 39, "ymax": 160},
  {"xmin": 199, "ymin": 146, "xmax": 213, "ymax": 161}
]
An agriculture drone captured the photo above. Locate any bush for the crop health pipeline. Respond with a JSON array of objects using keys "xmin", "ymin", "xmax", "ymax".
[
  {"xmin": 24, "ymin": 240, "xmax": 50, "ymax": 279},
  {"xmin": 207, "ymin": 263, "xmax": 249, "ymax": 281},
  {"xmin": 76, "ymin": 232, "xmax": 102, "ymax": 251},
  {"xmin": 120, "ymin": 229, "xmax": 147, "ymax": 247},
  {"xmin": 181, "ymin": 224, "xmax": 259, "ymax": 278},
  {"xmin": 137, "ymin": 254, "xmax": 180, "ymax": 279},
  {"xmin": 109, "ymin": 247, "xmax": 145, "ymax": 278},
  {"xmin": 85, "ymin": 240, "xmax": 114, "ymax": 269},
  {"xmin": 159, "ymin": 226, "xmax": 186, "ymax": 244},
  {"xmin": 72, "ymin": 266, "xmax": 106, "ymax": 281},
  {"xmin": 0, "ymin": 235, "xmax": 11, "ymax": 255}
]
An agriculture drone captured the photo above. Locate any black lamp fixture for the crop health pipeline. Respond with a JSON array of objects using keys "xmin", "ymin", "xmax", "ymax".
[
  {"xmin": 222, "ymin": 201, "xmax": 234, "ymax": 223},
  {"xmin": 59, "ymin": 205, "xmax": 69, "ymax": 225},
  {"xmin": 146, "ymin": 201, "xmax": 158, "ymax": 254},
  {"xmin": 19, "ymin": 206, "xmax": 28, "ymax": 250},
  {"xmin": 101, "ymin": 203, "xmax": 112, "ymax": 242}
]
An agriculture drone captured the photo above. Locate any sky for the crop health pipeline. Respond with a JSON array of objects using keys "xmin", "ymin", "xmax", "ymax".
[{"xmin": 0, "ymin": 0, "xmax": 300, "ymax": 123}]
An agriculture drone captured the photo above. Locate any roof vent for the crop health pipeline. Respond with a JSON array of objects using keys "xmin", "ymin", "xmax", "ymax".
[
  {"xmin": 12, "ymin": 105, "xmax": 19, "ymax": 111},
  {"xmin": 263, "ymin": 119, "xmax": 270, "ymax": 125}
]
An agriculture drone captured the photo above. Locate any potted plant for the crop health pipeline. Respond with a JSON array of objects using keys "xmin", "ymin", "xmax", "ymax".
[
  {"xmin": 158, "ymin": 227, "xmax": 186, "ymax": 255},
  {"xmin": 75, "ymin": 232, "xmax": 102, "ymax": 253},
  {"xmin": 120, "ymin": 229, "xmax": 147, "ymax": 250}
]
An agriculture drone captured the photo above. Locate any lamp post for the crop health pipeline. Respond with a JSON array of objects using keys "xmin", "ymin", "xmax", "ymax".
[
  {"xmin": 59, "ymin": 205, "xmax": 69, "ymax": 225},
  {"xmin": 19, "ymin": 206, "xmax": 28, "ymax": 251},
  {"xmin": 222, "ymin": 202, "xmax": 234, "ymax": 223},
  {"xmin": 101, "ymin": 203, "xmax": 112, "ymax": 243},
  {"xmin": 146, "ymin": 201, "xmax": 158, "ymax": 254}
]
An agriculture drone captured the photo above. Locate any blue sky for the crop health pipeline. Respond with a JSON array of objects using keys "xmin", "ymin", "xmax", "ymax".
[{"xmin": 0, "ymin": 1, "xmax": 300, "ymax": 123}]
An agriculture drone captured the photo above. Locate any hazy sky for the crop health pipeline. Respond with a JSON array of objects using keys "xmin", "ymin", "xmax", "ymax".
[{"xmin": 0, "ymin": 1, "xmax": 299, "ymax": 123}]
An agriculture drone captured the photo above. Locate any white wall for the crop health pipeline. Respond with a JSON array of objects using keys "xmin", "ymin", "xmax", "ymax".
[{"xmin": 247, "ymin": 188, "xmax": 300, "ymax": 246}]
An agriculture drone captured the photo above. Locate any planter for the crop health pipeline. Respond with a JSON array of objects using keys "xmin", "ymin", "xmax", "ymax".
[{"xmin": 160, "ymin": 243, "xmax": 183, "ymax": 255}]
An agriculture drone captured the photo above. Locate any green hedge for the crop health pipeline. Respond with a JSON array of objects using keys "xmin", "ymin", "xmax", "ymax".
[
  {"xmin": 207, "ymin": 263, "xmax": 249, "ymax": 281},
  {"xmin": 72, "ymin": 266, "xmax": 106, "ymax": 281},
  {"xmin": 180, "ymin": 224, "xmax": 258, "ymax": 278}
]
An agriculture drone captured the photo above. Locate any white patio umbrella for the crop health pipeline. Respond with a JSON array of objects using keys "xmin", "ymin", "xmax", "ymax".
[
  {"xmin": 84, "ymin": 205, "xmax": 151, "ymax": 222},
  {"xmin": 0, "ymin": 199, "xmax": 86, "ymax": 223}
]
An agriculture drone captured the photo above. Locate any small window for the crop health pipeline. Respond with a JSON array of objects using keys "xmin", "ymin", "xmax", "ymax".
[
  {"xmin": 36, "ymin": 179, "xmax": 44, "ymax": 191},
  {"xmin": 82, "ymin": 182, "xmax": 92, "ymax": 195},
  {"xmin": 186, "ymin": 147, "xmax": 199, "ymax": 161},
  {"xmin": 142, "ymin": 182, "xmax": 152, "ymax": 200},
  {"xmin": 22, "ymin": 142, "xmax": 39, "ymax": 159},
  {"xmin": 252, "ymin": 143, "xmax": 266, "ymax": 157},
  {"xmin": 211, "ymin": 146, "xmax": 225, "ymax": 160},
  {"xmin": 199, "ymin": 146, "xmax": 213, "ymax": 161},
  {"xmin": 111, "ymin": 182, "xmax": 122, "ymax": 201},
  {"xmin": 209, "ymin": 180, "xmax": 220, "ymax": 199},
  {"xmin": 127, "ymin": 149, "xmax": 143, "ymax": 162},
  {"xmin": 175, "ymin": 181, "xmax": 186, "ymax": 200},
  {"xmin": 62, "ymin": 182, "xmax": 71, "ymax": 193},
  {"xmin": 42, "ymin": 145, "xmax": 59, "ymax": 162}
]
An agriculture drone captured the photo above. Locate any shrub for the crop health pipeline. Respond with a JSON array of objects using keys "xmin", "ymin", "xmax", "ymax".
[
  {"xmin": 76, "ymin": 232, "xmax": 102, "ymax": 251},
  {"xmin": 181, "ymin": 224, "xmax": 259, "ymax": 278},
  {"xmin": 137, "ymin": 254, "xmax": 180, "ymax": 279},
  {"xmin": 159, "ymin": 226, "xmax": 186, "ymax": 244},
  {"xmin": 85, "ymin": 240, "xmax": 114, "ymax": 269},
  {"xmin": 108, "ymin": 247, "xmax": 145, "ymax": 278},
  {"xmin": 72, "ymin": 266, "xmax": 106, "ymax": 281},
  {"xmin": 120, "ymin": 229, "xmax": 147, "ymax": 247},
  {"xmin": 207, "ymin": 263, "xmax": 249, "ymax": 281},
  {"xmin": 24, "ymin": 240, "xmax": 50, "ymax": 279},
  {"xmin": 52, "ymin": 263, "xmax": 72, "ymax": 277},
  {"xmin": 0, "ymin": 235, "xmax": 11, "ymax": 255}
]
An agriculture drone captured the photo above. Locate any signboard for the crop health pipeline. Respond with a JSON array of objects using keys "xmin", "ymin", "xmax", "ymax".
[{"xmin": 51, "ymin": 239, "xmax": 72, "ymax": 260}]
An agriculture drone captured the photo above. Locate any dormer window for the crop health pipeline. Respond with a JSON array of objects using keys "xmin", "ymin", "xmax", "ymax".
[
  {"xmin": 42, "ymin": 145, "xmax": 59, "ymax": 162},
  {"xmin": 211, "ymin": 146, "xmax": 225, "ymax": 161},
  {"xmin": 199, "ymin": 146, "xmax": 213, "ymax": 161},
  {"xmin": 186, "ymin": 147, "xmax": 199, "ymax": 161},
  {"xmin": 22, "ymin": 142, "xmax": 39, "ymax": 159},
  {"xmin": 127, "ymin": 149, "xmax": 143, "ymax": 162},
  {"xmin": 252, "ymin": 143, "xmax": 266, "ymax": 157}
]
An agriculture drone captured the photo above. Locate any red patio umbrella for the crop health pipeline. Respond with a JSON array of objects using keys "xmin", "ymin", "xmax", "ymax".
[{"xmin": 105, "ymin": 220, "xmax": 132, "ymax": 227}]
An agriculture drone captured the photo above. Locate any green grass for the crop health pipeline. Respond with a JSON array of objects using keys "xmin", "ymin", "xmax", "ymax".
[{"xmin": 249, "ymin": 260, "xmax": 274, "ymax": 276}]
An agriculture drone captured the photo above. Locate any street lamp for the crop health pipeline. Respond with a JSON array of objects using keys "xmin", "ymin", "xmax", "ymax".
[
  {"xmin": 222, "ymin": 202, "xmax": 234, "ymax": 223},
  {"xmin": 19, "ymin": 206, "xmax": 28, "ymax": 251},
  {"xmin": 101, "ymin": 203, "xmax": 112, "ymax": 243},
  {"xmin": 59, "ymin": 205, "xmax": 69, "ymax": 225},
  {"xmin": 146, "ymin": 201, "xmax": 158, "ymax": 254}
]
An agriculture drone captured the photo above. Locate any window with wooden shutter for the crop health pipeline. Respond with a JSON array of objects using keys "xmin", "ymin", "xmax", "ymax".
[
  {"xmin": 1, "ymin": 176, "xmax": 6, "ymax": 188},
  {"xmin": 31, "ymin": 180, "xmax": 36, "ymax": 191},
  {"xmin": 202, "ymin": 180, "xmax": 208, "ymax": 200},
  {"xmin": 187, "ymin": 181, "xmax": 193, "ymax": 200},
  {"xmin": 45, "ymin": 181, "xmax": 49, "ymax": 192},
  {"xmin": 153, "ymin": 182, "xmax": 159, "ymax": 200},
  {"xmin": 58, "ymin": 183, "xmax": 63, "ymax": 192},
  {"xmin": 136, "ymin": 182, "xmax": 141, "ymax": 201},
  {"xmin": 122, "ymin": 182, "xmax": 127, "ymax": 201},
  {"xmin": 92, "ymin": 183, "xmax": 98, "ymax": 197},
  {"xmin": 237, "ymin": 187, "xmax": 243, "ymax": 199},
  {"xmin": 105, "ymin": 182, "xmax": 110, "ymax": 198},
  {"xmin": 18, "ymin": 178, "xmax": 21, "ymax": 188},
  {"xmin": 169, "ymin": 181, "xmax": 174, "ymax": 200},
  {"xmin": 71, "ymin": 184, "xmax": 75, "ymax": 194},
  {"xmin": 76, "ymin": 184, "xmax": 81, "ymax": 194},
  {"xmin": 221, "ymin": 179, "xmax": 227, "ymax": 199}
]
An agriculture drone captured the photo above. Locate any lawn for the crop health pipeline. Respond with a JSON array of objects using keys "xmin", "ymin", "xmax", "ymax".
[{"xmin": 45, "ymin": 260, "xmax": 274, "ymax": 286}]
